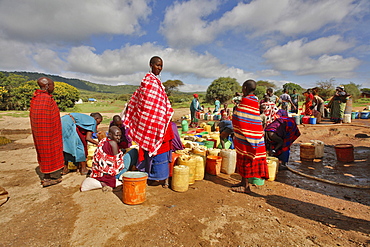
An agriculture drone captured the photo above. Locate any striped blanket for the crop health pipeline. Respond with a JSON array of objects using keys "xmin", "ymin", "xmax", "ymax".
[
  {"xmin": 30, "ymin": 89, "xmax": 64, "ymax": 173},
  {"xmin": 265, "ymin": 116, "xmax": 301, "ymax": 156},
  {"xmin": 232, "ymin": 95, "xmax": 268, "ymax": 179},
  {"xmin": 123, "ymin": 73, "xmax": 174, "ymax": 156}
]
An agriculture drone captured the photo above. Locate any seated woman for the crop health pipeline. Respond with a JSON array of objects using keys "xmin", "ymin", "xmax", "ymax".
[
  {"xmin": 80, "ymin": 126, "xmax": 129, "ymax": 192},
  {"xmin": 218, "ymin": 113, "xmax": 234, "ymax": 149},
  {"xmin": 109, "ymin": 115, "xmax": 132, "ymax": 150},
  {"xmin": 264, "ymin": 110, "xmax": 301, "ymax": 170}
]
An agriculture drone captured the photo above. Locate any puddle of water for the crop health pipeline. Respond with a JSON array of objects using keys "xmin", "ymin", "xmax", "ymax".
[{"xmin": 287, "ymin": 144, "xmax": 370, "ymax": 186}]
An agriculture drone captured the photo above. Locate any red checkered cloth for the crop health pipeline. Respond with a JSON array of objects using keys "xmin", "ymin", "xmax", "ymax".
[
  {"xmin": 123, "ymin": 73, "xmax": 174, "ymax": 156},
  {"xmin": 29, "ymin": 89, "xmax": 64, "ymax": 173},
  {"xmin": 90, "ymin": 137, "xmax": 124, "ymax": 178},
  {"xmin": 232, "ymin": 95, "xmax": 268, "ymax": 179}
]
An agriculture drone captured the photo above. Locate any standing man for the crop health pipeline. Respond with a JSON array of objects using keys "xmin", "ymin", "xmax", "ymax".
[
  {"xmin": 264, "ymin": 88, "xmax": 278, "ymax": 104},
  {"xmin": 124, "ymin": 56, "xmax": 174, "ymax": 188},
  {"xmin": 190, "ymin": 94, "xmax": 202, "ymax": 127},
  {"xmin": 214, "ymin": 97, "xmax": 221, "ymax": 113},
  {"xmin": 30, "ymin": 77, "xmax": 64, "ymax": 187},
  {"xmin": 290, "ymin": 89, "xmax": 299, "ymax": 114},
  {"xmin": 232, "ymin": 79, "xmax": 269, "ymax": 194},
  {"xmin": 277, "ymin": 89, "xmax": 296, "ymax": 112}
]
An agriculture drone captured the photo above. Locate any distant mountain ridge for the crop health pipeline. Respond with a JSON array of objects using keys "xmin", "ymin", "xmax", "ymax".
[{"xmin": 2, "ymin": 71, "xmax": 139, "ymax": 94}]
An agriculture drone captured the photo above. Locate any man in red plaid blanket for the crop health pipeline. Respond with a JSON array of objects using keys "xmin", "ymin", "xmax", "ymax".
[
  {"xmin": 30, "ymin": 77, "xmax": 64, "ymax": 187},
  {"xmin": 123, "ymin": 56, "xmax": 174, "ymax": 188},
  {"xmin": 231, "ymin": 79, "xmax": 269, "ymax": 194}
]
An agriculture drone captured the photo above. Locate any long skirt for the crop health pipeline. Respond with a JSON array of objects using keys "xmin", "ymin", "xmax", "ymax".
[
  {"xmin": 331, "ymin": 100, "xmax": 345, "ymax": 122},
  {"xmin": 137, "ymin": 151, "xmax": 171, "ymax": 180}
]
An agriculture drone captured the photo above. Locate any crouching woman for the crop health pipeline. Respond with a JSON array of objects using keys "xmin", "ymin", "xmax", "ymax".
[{"xmin": 80, "ymin": 126, "xmax": 128, "ymax": 192}]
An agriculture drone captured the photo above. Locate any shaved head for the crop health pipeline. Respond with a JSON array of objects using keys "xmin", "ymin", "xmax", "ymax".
[
  {"xmin": 242, "ymin": 79, "xmax": 256, "ymax": 96},
  {"xmin": 37, "ymin": 77, "xmax": 54, "ymax": 93},
  {"xmin": 109, "ymin": 126, "xmax": 121, "ymax": 135}
]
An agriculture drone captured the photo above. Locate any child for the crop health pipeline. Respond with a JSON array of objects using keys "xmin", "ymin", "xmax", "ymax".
[
  {"xmin": 109, "ymin": 115, "xmax": 132, "ymax": 150},
  {"xmin": 80, "ymin": 126, "xmax": 128, "ymax": 192}
]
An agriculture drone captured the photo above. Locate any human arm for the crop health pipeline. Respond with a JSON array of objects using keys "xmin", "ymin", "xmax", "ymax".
[{"xmin": 86, "ymin": 131, "xmax": 99, "ymax": 145}]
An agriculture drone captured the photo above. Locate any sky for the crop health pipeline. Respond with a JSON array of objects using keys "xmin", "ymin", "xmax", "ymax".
[{"xmin": 0, "ymin": 0, "xmax": 369, "ymax": 92}]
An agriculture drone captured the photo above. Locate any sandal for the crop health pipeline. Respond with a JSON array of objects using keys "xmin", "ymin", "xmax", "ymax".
[
  {"xmin": 162, "ymin": 183, "xmax": 169, "ymax": 189},
  {"xmin": 41, "ymin": 178, "xmax": 62, "ymax": 188},
  {"xmin": 228, "ymin": 186, "xmax": 251, "ymax": 194}
]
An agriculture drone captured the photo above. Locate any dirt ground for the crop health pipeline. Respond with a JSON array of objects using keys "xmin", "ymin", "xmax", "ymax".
[{"xmin": 0, "ymin": 108, "xmax": 370, "ymax": 247}]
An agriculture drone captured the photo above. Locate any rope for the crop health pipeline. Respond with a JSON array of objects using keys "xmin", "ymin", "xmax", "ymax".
[{"xmin": 286, "ymin": 165, "xmax": 370, "ymax": 189}]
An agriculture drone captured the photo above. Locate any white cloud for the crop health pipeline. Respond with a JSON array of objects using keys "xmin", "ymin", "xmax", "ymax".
[
  {"xmin": 0, "ymin": 37, "xmax": 34, "ymax": 70},
  {"xmin": 178, "ymin": 83, "xmax": 208, "ymax": 93},
  {"xmin": 0, "ymin": 0, "xmax": 151, "ymax": 42},
  {"xmin": 257, "ymin": 69, "xmax": 281, "ymax": 77},
  {"xmin": 160, "ymin": 0, "xmax": 220, "ymax": 48},
  {"xmin": 0, "ymin": 35, "xmax": 66, "ymax": 73},
  {"xmin": 161, "ymin": 0, "xmax": 357, "ymax": 48},
  {"xmin": 218, "ymin": 0, "xmax": 355, "ymax": 36},
  {"xmin": 263, "ymin": 35, "xmax": 360, "ymax": 76},
  {"xmin": 66, "ymin": 43, "xmax": 255, "ymax": 84}
]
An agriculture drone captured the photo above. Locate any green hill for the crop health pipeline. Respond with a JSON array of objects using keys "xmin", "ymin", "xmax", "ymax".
[{"xmin": 1, "ymin": 71, "xmax": 139, "ymax": 95}]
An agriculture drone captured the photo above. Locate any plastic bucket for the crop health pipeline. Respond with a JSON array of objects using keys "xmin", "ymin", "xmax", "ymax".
[
  {"xmin": 168, "ymin": 153, "xmax": 181, "ymax": 177},
  {"xmin": 122, "ymin": 172, "xmax": 148, "ymax": 205},
  {"xmin": 293, "ymin": 115, "xmax": 300, "ymax": 125},
  {"xmin": 266, "ymin": 156, "xmax": 279, "ymax": 181},
  {"xmin": 220, "ymin": 150, "xmax": 236, "ymax": 175},
  {"xmin": 177, "ymin": 155, "xmax": 197, "ymax": 184},
  {"xmin": 351, "ymin": 112, "xmax": 356, "ymax": 120},
  {"xmin": 171, "ymin": 165, "xmax": 189, "ymax": 192},
  {"xmin": 335, "ymin": 144, "xmax": 354, "ymax": 163},
  {"xmin": 300, "ymin": 143, "xmax": 315, "ymax": 161},
  {"xmin": 302, "ymin": 116, "xmax": 310, "ymax": 124},
  {"xmin": 206, "ymin": 155, "xmax": 222, "ymax": 175},
  {"xmin": 248, "ymin": 177, "xmax": 265, "ymax": 185},
  {"xmin": 310, "ymin": 140, "xmax": 324, "ymax": 159},
  {"xmin": 207, "ymin": 148, "xmax": 221, "ymax": 156},
  {"xmin": 204, "ymin": 125, "xmax": 212, "ymax": 133},
  {"xmin": 204, "ymin": 140, "xmax": 215, "ymax": 149},
  {"xmin": 309, "ymin": 117, "xmax": 316, "ymax": 124},
  {"xmin": 343, "ymin": 114, "xmax": 351, "ymax": 123},
  {"xmin": 193, "ymin": 155, "xmax": 205, "ymax": 180},
  {"xmin": 355, "ymin": 112, "xmax": 360, "ymax": 119},
  {"xmin": 360, "ymin": 112, "xmax": 370, "ymax": 119},
  {"xmin": 181, "ymin": 120, "xmax": 189, "ymax": 132}
]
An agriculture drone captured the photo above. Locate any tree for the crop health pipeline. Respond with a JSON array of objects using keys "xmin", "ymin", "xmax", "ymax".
[
  {"xmin": 256, "ymin": 80, "xmax": 276, "ymax": 89},
  {"xmin": 316, "ymin": 78, "xmax": 336, "ymax": 100},
  {"xmin": 0, "ymin": 76, "xmax": 80, "ymax": 111},
  {"xmin": 206, "ymin": 77, "xmax": 241, "ymax": 103},
  {"xmin": 254, "ymin": 85, "xmax": 266, "ymax": 100},
  {"xmin": 0, "ymin": 73, "xmax": 29, "ymax": 110},
  {"xmin": 343, "ymin": 82, "xmax": 361, "ymax": 101},
  {"xmin": 162, "ymin": 80, "xmax": 184, "ymax": 96},
  {"xmin": 282, "ymin": 82, "xmax": 303, "ymax": 93},
  {"xmin": 53, "ymin": 82, "xmax": 80, "ymax": 111}
]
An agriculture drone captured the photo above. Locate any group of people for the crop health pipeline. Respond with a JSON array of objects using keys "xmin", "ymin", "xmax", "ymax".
[
  {"xmin": 30, "ymin": 56, "xmax": 184, "ymax": 190},
  {"xmin": 34, "ymin": 56, "xmax": 347, "ymax": 196}
]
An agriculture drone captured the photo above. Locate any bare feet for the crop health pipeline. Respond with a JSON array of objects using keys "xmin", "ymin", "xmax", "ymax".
[
  {"xmin": 79, "ymin": 161, "xmax": 89, "ymax": 175},
  {"xmin": 102, "ymin": 186, "xmax": 113, "ymax": 192},
  {"xmin": 41, "ymin": 178, "xmax": 62, "ymax": 188},
  {"xmin": 229, "ymin": 186, "xmax": 251, "ymax": 194},
  {"xmin": 61, "ymin": 166, "xmax": 69, "ymax": 175},
  {"xmin": 231, "ymin": 182, "xmax": 244, "ymax": 187}
]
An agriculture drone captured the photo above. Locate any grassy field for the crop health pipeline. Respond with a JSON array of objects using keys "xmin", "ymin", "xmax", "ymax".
[{"xmin": 0, "ymin": 112, "xmax": 30, "ymax": 118}]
